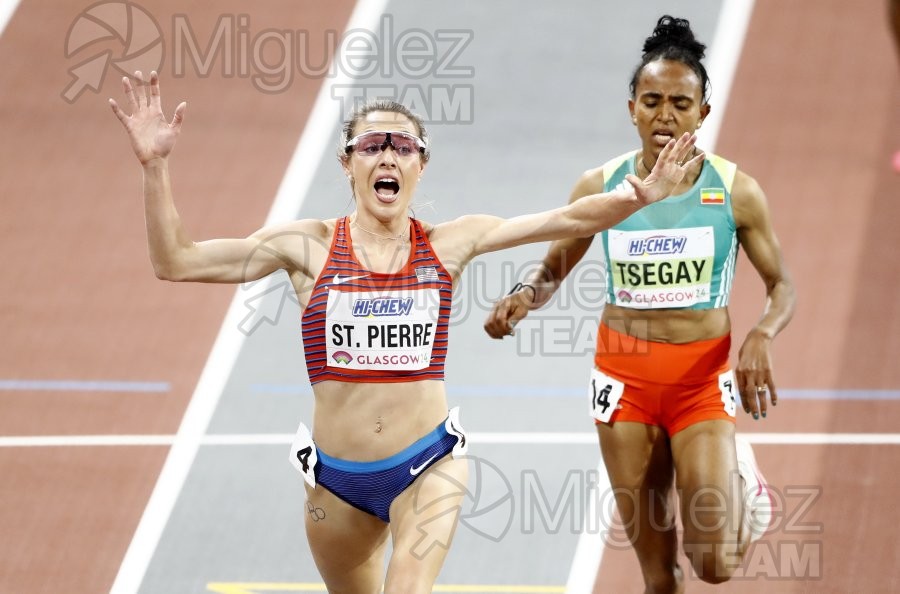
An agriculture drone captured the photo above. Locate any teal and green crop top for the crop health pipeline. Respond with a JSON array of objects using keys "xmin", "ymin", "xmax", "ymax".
[{"xmin": 600, "ymin": 151, "xmax": 739, "ymax": 310}]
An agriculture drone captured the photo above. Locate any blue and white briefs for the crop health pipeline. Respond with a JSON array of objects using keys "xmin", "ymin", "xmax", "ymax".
[{"xmin": 290, "ymin": 408, "xmax": 468, "ymax": 522}]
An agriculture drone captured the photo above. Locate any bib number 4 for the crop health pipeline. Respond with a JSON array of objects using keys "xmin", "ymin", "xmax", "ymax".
[
  {"xmin": 718, "ymin": 370, "xmax": 737, "ymax": 418},
  {"xmin": 588, "ymin": 368, "xmax": 625, "ymax": 423},
  {"xmin": 289, "ymin": 421, "xmax": 319, "ymax": 488}
]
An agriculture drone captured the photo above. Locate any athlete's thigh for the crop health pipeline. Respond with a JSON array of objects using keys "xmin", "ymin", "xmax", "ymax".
[
  {"xmin": 597, "ymin": 421, "xmax": 679, "ymax": 564},
  {"xmin": 304, "ymin": 483, "xmax": 390, "ymax": 593},
  {"xmin": 384, "ymin": 455, "xmax": 468, "ymax": 587},
  {"xmin": 669, "ymin": 420, "xmax": 741, "ymax": 545},
  {"xmin": 598, "ymin": 420, "xmax": 675, "ymax": 499}
]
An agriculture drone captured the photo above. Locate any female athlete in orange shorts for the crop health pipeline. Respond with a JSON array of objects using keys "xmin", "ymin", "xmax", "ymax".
[{"xmin": 485, "ymin": 15, "xmax": 795, "ymax": 591}]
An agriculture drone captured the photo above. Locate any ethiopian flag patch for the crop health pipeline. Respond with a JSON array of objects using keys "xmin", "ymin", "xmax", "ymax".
[{"xmin": 700, "ymin": 188, "xmax": 725, "ymax": 205}]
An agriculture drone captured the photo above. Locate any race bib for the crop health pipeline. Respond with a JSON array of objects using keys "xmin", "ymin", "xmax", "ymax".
[
  {"xmin": 608, "ymin": 226, "xmax": 714, "ymax": 309},
  {"xmin": 325, "ymin": 289, "xmax": 439, "ymax": 371},
  {"xmin": 444, "ymin": 406, "xmax": 468, "ymax": 456},
  {"xmin": 289, "ymin": 422, "xmax": 318, "ymax": 488},
  {"xmin": 718, "ymin": 370, "xmax": 737, "ymax": 418},
  {"xmin": 588, "ymin": 368, "xmax": 625, "ymax": 423}
]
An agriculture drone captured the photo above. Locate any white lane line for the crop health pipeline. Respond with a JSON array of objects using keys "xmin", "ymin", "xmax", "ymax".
[
  {"xmin": 565, "ymin": 460, "xmax": 609, "ymax": 594},
  {"xmin": 108, "ymin": 1, "xmax": 388, "ymax": 592},
  {"xmin": 694, "ymin": 0, "xmax": 757, "ymax": 150},
  {"xmin": 566, "ymin": 2, "xmax": 757, "ymax": 591},
  {"xmin": 5, "ymin": 432, "xmax": 900, "ymax": 448},
  {"xmin": 0, "ymin": 379, "xmax": 170, "ymax": 392},
  {"xmin": 0, "ymin": 435, "xmax": 177, "ymax": 447},
  {"xmin": 0, "ymin": 0, "xmax": 22, "ymax": 38}
]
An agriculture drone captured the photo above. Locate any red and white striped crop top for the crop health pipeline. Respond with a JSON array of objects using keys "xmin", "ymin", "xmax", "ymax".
[{"xmin": 301, "ymin": 216, "xmax": 452, "ymax": 384}]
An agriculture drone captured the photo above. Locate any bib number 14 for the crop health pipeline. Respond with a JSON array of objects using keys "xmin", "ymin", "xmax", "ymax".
[{"xmin": 588, "ymin": 368, "xmax": 625, "ymax": 423}]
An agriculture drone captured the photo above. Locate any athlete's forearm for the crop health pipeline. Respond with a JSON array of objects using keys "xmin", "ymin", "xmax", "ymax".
[
  {"xmin": 522, "ymin": 234, "xmax": 595, "ymax": 308},
  {"xmin": 142, "ymin": 158, "xmax": 194, "ymax": 280},
  {"xmin": 749, "ymin": 275, "xmax": 796, "ymax": 340}
]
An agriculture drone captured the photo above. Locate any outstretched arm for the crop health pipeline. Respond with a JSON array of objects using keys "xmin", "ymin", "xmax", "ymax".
[
  {"xmin": 482, "ymin": 169, "xmax": 603, "ymax": 338},
  {"xmin": 110, "ymin": 71, "xmax": 296, "ymax": 283},
  {"xmin": 482, "ymin": 135, "xmax": 701, "ymax": 338},
  {"xmin": 464, "ymin": 132, "xmax": 702, "ymax": 257}
]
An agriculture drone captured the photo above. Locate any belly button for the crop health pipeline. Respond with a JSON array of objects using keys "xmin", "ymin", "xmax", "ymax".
[{"xmin": 374, "ymin": 417, "xmax": 383, "ymax": 433}]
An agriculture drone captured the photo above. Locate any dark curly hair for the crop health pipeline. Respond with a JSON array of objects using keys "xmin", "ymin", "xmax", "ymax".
[{"xmin": 629, "ymin": 15, "xmax": 710, "ymax": 103}]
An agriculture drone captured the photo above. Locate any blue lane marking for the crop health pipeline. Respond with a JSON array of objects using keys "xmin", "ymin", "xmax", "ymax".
[
  {"xmin": 448, "ymin": 385, "xmax": 584, "ymax": 398},
  {"xmin": 13, "ymin": 381, "xmax": 894, "ymax": 400},
  {"xmin": 782, "ymin": 390, "xmax": 900, "ymax": 400},
  {"xmin": 251, "ymin": 383, "xmax": 314, "ymax": 396},
  {"xmin": 0, "ymin": 380, "xmax": 171, "ymax": 393},
  {"xmin": 250, "ymin": 383, "xmax": 900, "ymax": 400}
]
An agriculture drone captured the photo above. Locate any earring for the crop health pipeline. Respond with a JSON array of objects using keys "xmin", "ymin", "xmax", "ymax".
[{"xmin": 697, "ymin": 120, "xmax": 703, "ymax": 128}]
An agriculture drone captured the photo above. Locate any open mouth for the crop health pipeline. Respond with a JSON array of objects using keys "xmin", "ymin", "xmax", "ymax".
[
  {"xmin": 373, "ymin": 177, "xmax": 400, "ymax": 202},
  {"xmin": 651, "ymin": 129, "xmax": 675, "ymax": 146}
]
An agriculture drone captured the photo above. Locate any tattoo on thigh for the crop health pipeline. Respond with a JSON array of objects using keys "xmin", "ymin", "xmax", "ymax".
[{"xmin": 307, "ymin": 501, "xmax": 326, "ymax": 522}]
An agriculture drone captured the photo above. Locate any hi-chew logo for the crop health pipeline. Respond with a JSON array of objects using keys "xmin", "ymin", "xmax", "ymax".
[
  {"xmin": 352, "ymin": 297, "xmax": 414, "ymax": 317},
  {"xmin": 627, "ymin": 235, "xmax": 687, "ymax": 257}
]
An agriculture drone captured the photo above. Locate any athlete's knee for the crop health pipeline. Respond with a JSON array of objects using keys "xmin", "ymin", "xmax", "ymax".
[
  {"xmin": 641, "ymin": 564, "xmax": 683, "ymax": 594},
  {"xmin": 696, "ymin": 565, "xmax": 735, "ymax": 585},
  {"xmin": 383, "ymin": 567, "xmax": 432, "ymax": 594},
  {"xmin": 683, "ymin": 542, "xmax": 740, "ymax": 584},
  {"xmin": 384, "ymin": 544, "xmax": 447, "ymax": 594}
]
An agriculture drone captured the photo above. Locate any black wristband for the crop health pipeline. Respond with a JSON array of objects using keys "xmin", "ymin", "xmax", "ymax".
[{"xmin": 507, "ymin": 282, "xmax": 536, "ymax": 301}]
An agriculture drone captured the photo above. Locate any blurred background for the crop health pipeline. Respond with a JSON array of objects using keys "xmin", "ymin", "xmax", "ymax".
[{"xmin": 0, "ymin": 0, "xmax": 897, "ymax": 592}]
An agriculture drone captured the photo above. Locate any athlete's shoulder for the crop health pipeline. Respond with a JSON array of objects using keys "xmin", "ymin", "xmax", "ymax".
[
  {"xmin": 413, "ymin": 217, "xmax": 435, "ymax": 237},
  {"xmin": 599, "ymin": 150, "xmax": 638, "ymax": 175},
  {"xmin": 728, "ymin": 167, "xmax": 772, "ymax": 229},
  {"xmin": 248, "ymin": 219, "xmax": 334, "ymax": 259},
  {"xmin": 255, "ymin": 217, "xmax": 332, "ymax": 238},
  {"xmin": 568, "ymin": 150, "xmax": 635, "ymax": 201},
  {"xmin": 575, "ymin": 165, "xmax": 605, "ymax": 192},
  {"xmin": 428, "ymin": 214, "xmax": 488, "ymax": 239},
  {"xmin": 731, "ymin": 168, "xmax": 761, "ymax": 194},
  {"xmin": 731, "ymin": 169, "xmax": 765, "ymax": 207},
  {"xmin": 701, "ymin": 152, "xmax": 740, "ymax": 192}
]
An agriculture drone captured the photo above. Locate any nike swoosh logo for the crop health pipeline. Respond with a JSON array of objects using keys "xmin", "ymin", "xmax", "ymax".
[
  {"xmin": 332, "ymin": 273, "xmax": 369, "ymax": 285},
  {"xmin": 409, "ymin": 454, "xmax": 439, "ymax": 476}
]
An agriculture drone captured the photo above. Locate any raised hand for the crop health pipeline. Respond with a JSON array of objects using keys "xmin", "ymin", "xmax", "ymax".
[
  {"xmin": 109, "ymin": 71, "xmax": 186, "ymax": 165},
  {"xmin": 626, "ymin": 132, "xmax": 704, "ymax": 205}
]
